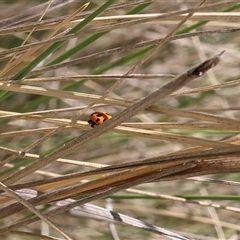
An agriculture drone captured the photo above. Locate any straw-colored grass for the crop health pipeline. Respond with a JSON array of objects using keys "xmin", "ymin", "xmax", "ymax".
[{"xmin": 0, "ymin": 1, "xmax": 240, "ymax": 239}]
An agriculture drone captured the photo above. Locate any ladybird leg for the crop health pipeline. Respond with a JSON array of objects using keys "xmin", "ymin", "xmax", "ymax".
[
  {"xmin": 91, "ymin": 122, "xmax": 96, "ymax": 128},
  {"xmin": 88, "ymin": 119, "xmax": 95, "ymax": 128}
]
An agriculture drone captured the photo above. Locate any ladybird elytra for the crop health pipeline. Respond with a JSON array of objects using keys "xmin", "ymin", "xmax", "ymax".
[{"xmin": 88, "ymin": 111, "xmax": 112, "ymax": 128}]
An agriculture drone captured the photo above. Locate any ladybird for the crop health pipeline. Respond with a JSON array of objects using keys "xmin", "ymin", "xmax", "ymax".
[{"xmin": 88, "ymin": 111, "xmax": 112, "ymax": 128}]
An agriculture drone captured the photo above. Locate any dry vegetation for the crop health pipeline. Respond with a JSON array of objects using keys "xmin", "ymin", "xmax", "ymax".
[{"xmin": 0, "ymin": 0, "xmax": 240, "ymax": 239}]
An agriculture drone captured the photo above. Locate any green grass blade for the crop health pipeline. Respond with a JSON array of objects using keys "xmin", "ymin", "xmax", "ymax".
[
  {"xmin": 44, "ymin": 1, "xmax": 152, "ymax": 69},
  {"xmin": 177, "ymin": 3, "xmax": 240, "ymax": 34},
  {"xmin": 46, "ymin": 32, "xmax": 108, "ymax": 66},
  {"xmin": 92, "ymin": 45, "xmax": 154, "ymax": 75},
  {"xmin": 11, "ymin": 0, "xmax": 116, "ymax": 81},
  {"xmin": 20, "ymin": 2, "xmax": 153, "ymax": 112}
]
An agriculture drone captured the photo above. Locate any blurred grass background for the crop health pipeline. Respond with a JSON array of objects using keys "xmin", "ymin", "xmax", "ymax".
[{"xmin": 0, "ymin": 0, "xmax": 240, "ymax": 239}]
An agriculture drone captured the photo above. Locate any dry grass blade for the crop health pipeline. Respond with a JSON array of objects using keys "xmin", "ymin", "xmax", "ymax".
[
  {"xmin": 0, "ymin": 0, "xmax": 75, "ymax": 28},
  {"xmin": 0, "ymin": 1, "xmax": 238, "ymax": 34},
  {"xmin": 0, "ymin": 2, "xmax": 90, "ymax": 77},
  {"xmin": 0, "ymin": 182, "xmax": 72, "ymax": 240},
  {"xmin": 0, "ymin": 28, "xmax": 239, "ymax": 76},
  {"xmin": 56, "ymin": 201, "xmax": 189, "ymax": 240},
  {"xmin": 1, "ymin": 51, "xmax": 224, "ymax": 185},
  {"xmin": 0, "ymin": 163, "xmax": 196, "ymax": 240},
  {"xmin": 1, "ymin": 1, "xmax": 240, "ymax": 239}
]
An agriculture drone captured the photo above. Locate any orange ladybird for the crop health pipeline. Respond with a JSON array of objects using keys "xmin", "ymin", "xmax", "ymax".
[{"xmin": 88, "ymin": 111, "xmax": 112, "ymax": 128}]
